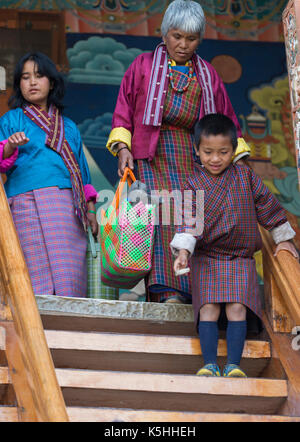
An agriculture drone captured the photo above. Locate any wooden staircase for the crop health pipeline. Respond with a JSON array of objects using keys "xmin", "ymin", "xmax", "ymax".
[
  {"xmin": 1, "ymin": 178, "xmax": 300, "ymax": 422},
  {"xmin": 41, "ymin": 304, "xmax": 300, "ymax": 422},
  {"xmin": 1, "ymin": 296, "xmax": 300, "ymax": 422}
]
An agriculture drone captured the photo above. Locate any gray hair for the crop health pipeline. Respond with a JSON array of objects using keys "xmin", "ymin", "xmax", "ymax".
[{"xmin": 161, "ymin": 0, "xmax": 206, "ymax": 40}]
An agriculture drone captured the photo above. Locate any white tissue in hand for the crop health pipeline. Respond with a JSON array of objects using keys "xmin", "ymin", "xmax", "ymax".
[{"xmin": 175, "ymin": 267, "xmax": 190, "ymax": 276}]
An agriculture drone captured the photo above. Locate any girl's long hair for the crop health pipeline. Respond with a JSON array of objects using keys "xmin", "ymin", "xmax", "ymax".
[{"xmin": 8, "ymin": 51, "xmax": 65, "ymax": 112}]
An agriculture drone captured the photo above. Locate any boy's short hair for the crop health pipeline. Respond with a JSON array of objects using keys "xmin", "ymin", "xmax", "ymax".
[{"xmin": 194, "ymin": 113, "xmax": 238, "ymax": 151}]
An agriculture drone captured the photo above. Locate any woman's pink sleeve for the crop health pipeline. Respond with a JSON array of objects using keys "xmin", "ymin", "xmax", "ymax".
[
  {"xmin": 0, "ymin": 141, "xmax": 19, "ymax": 173},
  {"xmin": 84, "ymin": 183, "xmax": 97, "ymax": 203}
]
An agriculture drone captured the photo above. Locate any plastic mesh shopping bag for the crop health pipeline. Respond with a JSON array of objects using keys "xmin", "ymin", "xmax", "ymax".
[
  {"xmin": 86, "ymin": 226, "xmax": 119, "ymax": 299},
  {"xmin": 100, "ymin": 168, "xmax": 156, "ymax": 289}
]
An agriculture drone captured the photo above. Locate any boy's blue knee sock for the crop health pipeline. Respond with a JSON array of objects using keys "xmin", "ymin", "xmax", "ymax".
[
  {"xmin": 226, "ymin": 320, "xmax": 247, "ymax": 366},
  {"xmin": 198, "ymin": 320, "xmax": 219, "ymax": 365}
]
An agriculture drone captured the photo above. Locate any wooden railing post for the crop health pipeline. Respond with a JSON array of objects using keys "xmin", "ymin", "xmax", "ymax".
[
  {"xmin": 0, "ymin": 178, "xmax": 69, "ymax": 421},
  {"xmin": 0, "ymin": 276, "xmax": 39, "ymax": 421},
  {"xmin": 260, "ymin": 226, "xmax": 300, "ymax": 333},
  {"xmin": 260, "ymin": 226, "xmax": 300, "ymax": 415}
]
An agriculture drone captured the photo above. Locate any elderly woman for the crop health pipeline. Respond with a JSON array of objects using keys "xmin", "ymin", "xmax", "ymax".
[{"xmin": 106, "ymin": 0, "xmax": 250, "ymax": 303}]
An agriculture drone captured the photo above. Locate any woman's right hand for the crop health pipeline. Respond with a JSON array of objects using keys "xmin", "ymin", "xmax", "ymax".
[
  {"xmin": 117, "ymin": 144, "xmax": 134, "ymax": 177},
  {"xmin": 4, "ymin": 132, "xmax": 29, "ymax": 158}
]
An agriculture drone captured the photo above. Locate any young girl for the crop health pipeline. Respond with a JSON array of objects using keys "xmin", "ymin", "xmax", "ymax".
[
  {"xmin": 0, "ymin": 52, "xmax": 98, "ymax": 298},
  {"xmin": 170, "ymin": 113, "xmax": 298, "ymax": 377}
]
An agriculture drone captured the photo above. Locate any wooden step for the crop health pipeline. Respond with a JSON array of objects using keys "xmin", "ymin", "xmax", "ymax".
[
  {"xmin": 56, "ymin": 368, "xmax": 287, "ymax": 415},
  {"xmin": 39, "ymin": 299, "xmax": 197, "ymax": 336},
  {"xmin": 0, "ymin": 326, "xmax": 7, "ymax": 366},
  {"xmin": 0, "ymin": 327, "xmax": 5, "ymax": 350},
  {"xmin": 66, "ymin": 406, "xmax": 300, "ymax": 422},
  {"xmin": 45, "ymin": 330, "xmax": 271, "ymax": 377},
  {"xmin": 0, "ymin": 366, "xmax": 16, "ymax": 410},
  {"xmin": 0, "ymin": 367, "xmax": 10, "ymax": 385},
  {"xmin": 0, "ymin": 406, "xmax": 18, "ymax": 422}
]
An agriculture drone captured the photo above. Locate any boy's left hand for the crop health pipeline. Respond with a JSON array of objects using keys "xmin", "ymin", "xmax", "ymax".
[
  {"xmin": 174, "ymin": 249, "xmax": 189, "ymax": 273},
  {"xmin": 274, "ymin": 241, "xmax": 299, "ymax": 259}
]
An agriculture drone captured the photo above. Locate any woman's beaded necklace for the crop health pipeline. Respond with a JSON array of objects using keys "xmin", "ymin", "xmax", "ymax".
[{"xmin": 167, "ymin": 56, "xmax": 194, "ymax": 93}]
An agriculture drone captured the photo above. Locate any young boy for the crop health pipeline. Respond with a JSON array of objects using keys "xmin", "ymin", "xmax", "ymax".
[{"xmin": 170, "ymin": 113, "xmax": 298, "ymax": 378}]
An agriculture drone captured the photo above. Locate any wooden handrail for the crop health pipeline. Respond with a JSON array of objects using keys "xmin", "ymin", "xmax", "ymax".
[
  {"xmin": 260, "ymin": 226, "xmax": 300, "ymax": 332},
  {"xmin": 0, "ymin": 178, "xmax": 69, "ymax": 421},
  {"xmin": 260, "ymin": 227, "xmax": 300, "ymax": 415}
]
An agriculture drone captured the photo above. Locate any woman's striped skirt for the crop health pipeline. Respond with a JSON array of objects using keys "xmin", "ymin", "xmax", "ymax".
[{"xmin": 8, "ymin": 186, "xmax": 87, "ymax": 297}]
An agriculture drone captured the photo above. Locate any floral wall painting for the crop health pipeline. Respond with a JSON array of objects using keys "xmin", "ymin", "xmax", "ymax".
[
  {"xmin": 242, "ymin": 74, "xmax": 300, "ymax": 246},
  {"xmin": 64, "ymin": 0, "xmax": 287, "ymax": 40},
  {"xmin": 0, "ymin": 1, "xmax": 287, "ymax": 41},
  {"xmin": 283, "ymin": 0, "xmax": 300, "ymax": 189},
  {"xmin": 202, "ymin": 0, "xmax": 287, "ymax": 40}
]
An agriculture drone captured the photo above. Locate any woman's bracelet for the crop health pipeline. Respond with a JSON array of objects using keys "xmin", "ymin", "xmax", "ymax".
[
  {"xmin": 117, "ymin": 146, "xmax": 129, "ymax": 155},
  {"xmin": 88, "ymin": 210, "xmax": 96, "ymax": 214}
]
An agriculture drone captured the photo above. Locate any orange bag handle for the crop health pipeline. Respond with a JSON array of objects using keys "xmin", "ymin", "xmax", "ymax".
[
  {"xmin": 112, "ymin": 167, "xmax": 136, "ymax": 211},
  {"xmin": 100, "ymin": 167, "xmax": 136, "ymax": 231}
]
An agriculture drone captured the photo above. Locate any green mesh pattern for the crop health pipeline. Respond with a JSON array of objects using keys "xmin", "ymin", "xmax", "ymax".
[{"xmin": 99, "ymin": 200, "xmax": 156, "ymax": 289}]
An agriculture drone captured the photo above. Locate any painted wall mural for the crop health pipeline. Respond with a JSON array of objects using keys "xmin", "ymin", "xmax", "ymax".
[
  {"xmin": 67, "ymin": 35, "xmax": 146, "ymax": 84},
  {"xmin": 202, "ymin": 0, "xmax": 287, "ymax": 40},
  {"xmin": 64, "ymin": 0, "xmax": 288, "ymax": 41},
  {"xmin": 0, "ymin": 1, "xmax": 288, "ymax": 41},
  {"xmin": 245, "ymin": 75, "xmax": 300, "ymax": 248},
  {"xmin": 282, "ymin": 0, "xmax": 300, "ymax": 190}
]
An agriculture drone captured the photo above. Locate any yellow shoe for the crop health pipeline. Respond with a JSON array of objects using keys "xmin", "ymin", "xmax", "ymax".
[
  {"xmin": 196, "ymin": 363, "xmax": 221, "ymax": 377},
  {"xmin": 223, "ymin": 364, "xmax": 247, "ymax": 378}
]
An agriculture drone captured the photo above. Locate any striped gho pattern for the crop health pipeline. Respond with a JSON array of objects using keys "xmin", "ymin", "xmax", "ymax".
[
  {"xmin": 23, "ymin": 104, "xmax": 88, "ymax": 229},
  {"xmin": 180, "ymin": 164, "xmax": 288, "ymax": 325}
]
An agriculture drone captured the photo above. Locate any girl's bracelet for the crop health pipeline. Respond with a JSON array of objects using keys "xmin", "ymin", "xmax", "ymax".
[
  {"xmin": 88, "ymin": 210, "xmax": 96, "ymax": 214},
  {"xmin": 117, "ymin": 146, "xmax": 129, "ymax": 155}
]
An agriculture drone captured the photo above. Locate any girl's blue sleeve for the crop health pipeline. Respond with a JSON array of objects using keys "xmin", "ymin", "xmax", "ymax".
[
  {"xmin": 0, "ymin": 110, "xmax": 19, "ymax": 139},
  {"xmin": 75, "ymin": 125, "xmax": 91, "ymax": 186}
]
